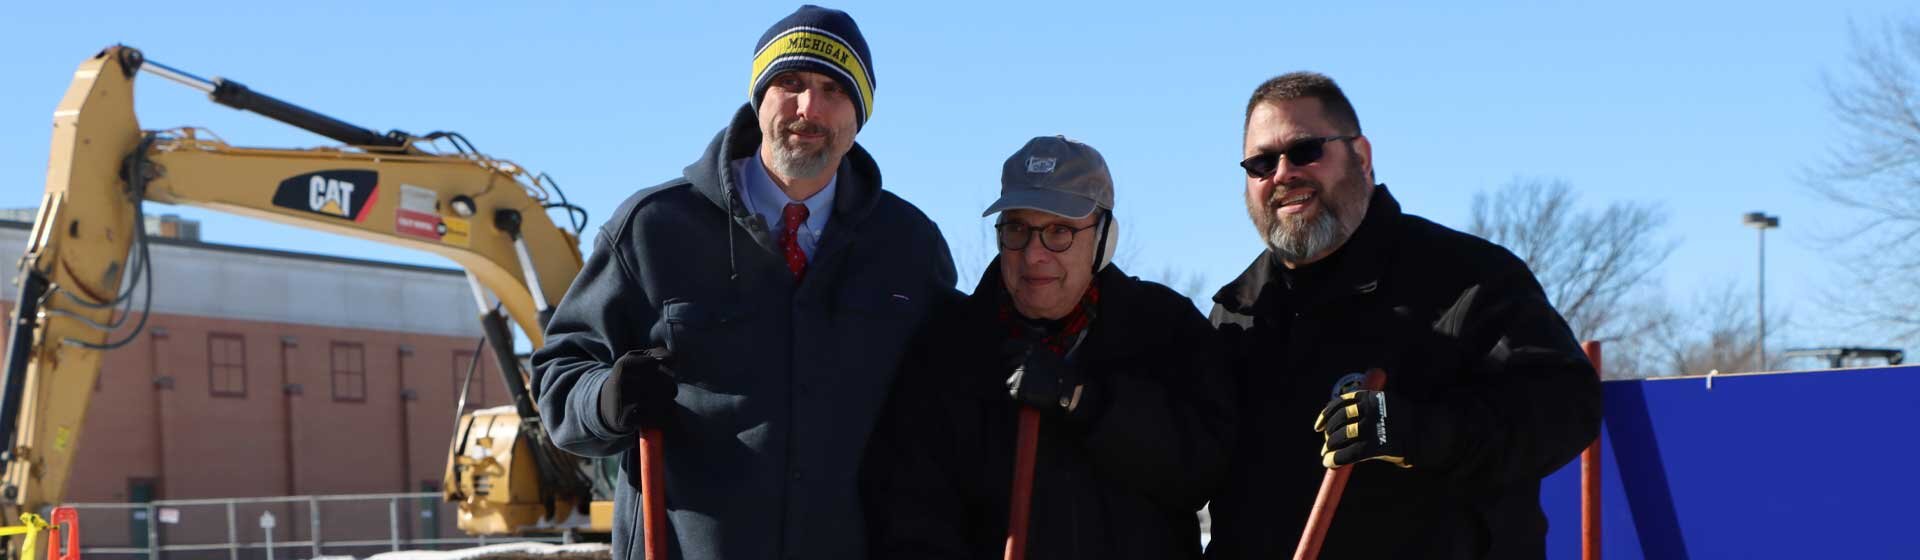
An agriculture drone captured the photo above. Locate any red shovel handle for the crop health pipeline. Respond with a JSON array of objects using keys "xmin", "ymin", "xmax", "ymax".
[
  {"xmin": 1294, "ymin": 368, "xmax": 1388, "ymax": 560},
  {"xmin": 639, "ymin": 427, "xmax": 667, "ymax": 560},
  {"xmin": 1003, "ymin": 406, "xmax": 1042, "ymax": 560}
]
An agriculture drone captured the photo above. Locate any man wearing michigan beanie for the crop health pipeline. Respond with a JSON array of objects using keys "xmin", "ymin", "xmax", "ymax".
[{"xmin": 533, "ymin": 5, "xmax": 957, "ymax": 560}]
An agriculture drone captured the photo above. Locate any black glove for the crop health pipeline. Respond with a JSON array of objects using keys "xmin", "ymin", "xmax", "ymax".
[
  {"xmin": 1314, "ymin": 390, "xmax": 1461, "ymax": 470},
  {"xmin": 598, "ymin": 347, "xmax": 677, "ymax": 433},
  {"xmin": 1005, "ymin": 343, "xmax": 1102, "ymax": 422}
]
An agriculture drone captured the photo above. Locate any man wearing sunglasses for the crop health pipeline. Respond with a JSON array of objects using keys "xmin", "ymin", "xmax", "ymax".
[
  {"xmin": 864, "ymin": 136, "xmax": 1235, "ymax": 559},
  {"xmin": 1204, "ymin": 72, "xmax": 1600, "ymax": 559}
]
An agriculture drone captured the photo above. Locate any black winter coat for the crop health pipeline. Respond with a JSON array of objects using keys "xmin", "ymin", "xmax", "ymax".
[
  {"xmin": 865, "ymin": 260, "xmax": 1235, "ymax": 560},
  {"xmin": 1204, "ymin": 186, "xmax": 1600, "ymax": 560},
  {"xmin": 533, "ymin": 104, "xmax": 957, "ymax": 560}
]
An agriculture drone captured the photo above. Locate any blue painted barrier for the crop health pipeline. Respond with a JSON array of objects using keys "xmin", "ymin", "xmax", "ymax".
[{"xmin": 1541, "ymin": 365, "xmax": 1920, "ymax": 559}]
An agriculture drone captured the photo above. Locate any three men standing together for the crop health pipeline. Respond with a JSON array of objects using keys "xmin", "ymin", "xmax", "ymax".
[{"xmin": 535, "ymin": 5, "xmax": 1600, "ymax": 560}]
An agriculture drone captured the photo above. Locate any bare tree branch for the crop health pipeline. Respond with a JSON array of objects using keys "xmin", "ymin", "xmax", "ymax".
[
  {"xmin": 1653, "ymin": 283, "xmax": 1798, "ymax": 376},
  {"xmin": 1142, "ymin": 265, "xmax": 1211, "ymax": 311},
  {"xmin": 1803, "ymin": 18, "xmax": 1920, "ymax": 348},
  {"xmin": 1469, "ymin": 177, "xmax": 1677, "ymax": 345}
]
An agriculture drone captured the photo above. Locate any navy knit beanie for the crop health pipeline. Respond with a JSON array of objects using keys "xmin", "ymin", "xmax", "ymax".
[{"xmin": 749, "ymin": 5, "xmax": 875, "ymax": 128}]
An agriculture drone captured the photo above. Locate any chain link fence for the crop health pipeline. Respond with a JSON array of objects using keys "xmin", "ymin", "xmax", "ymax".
[{"xmin": 62, "ymin": 493, "xmax": 574, "ymax": 560}]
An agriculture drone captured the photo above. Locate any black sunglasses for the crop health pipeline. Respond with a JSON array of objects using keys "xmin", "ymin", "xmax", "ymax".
[{"xmin": 1239, "ymin": 135, "xmax": 1358, "ymax": 179}]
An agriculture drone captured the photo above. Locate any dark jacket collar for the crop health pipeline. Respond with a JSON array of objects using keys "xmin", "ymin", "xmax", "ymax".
[
  {"xmin": 682, "ymin": 104, "xmax": 887, "ymax": 232},
  {"xmin": 1212, "ymin": 184, "xmax": 1403, "ymax": 315},
  {"xmin": 967, "ymin": 256, "xmax": 1143, "ymax": 335}
]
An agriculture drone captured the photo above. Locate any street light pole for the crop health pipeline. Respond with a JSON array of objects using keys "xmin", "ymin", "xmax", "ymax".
[{"xmin": 1743, "ymin": 212, "xmax": 1780, "ymax": 371}]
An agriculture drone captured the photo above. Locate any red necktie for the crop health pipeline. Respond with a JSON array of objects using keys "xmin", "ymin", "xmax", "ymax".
[{"xmin": 781, "ymin": 202, "xmax": 810, "ymax": 281}]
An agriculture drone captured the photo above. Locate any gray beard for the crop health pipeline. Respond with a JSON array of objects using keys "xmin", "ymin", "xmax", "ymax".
[
  {"xmin": 767, "ymin": 137, "xmax": 834, "ymax": 180},
  {"xmin": 1266, "ymin": 209, "xmax": 1344, "ymax": 264}
]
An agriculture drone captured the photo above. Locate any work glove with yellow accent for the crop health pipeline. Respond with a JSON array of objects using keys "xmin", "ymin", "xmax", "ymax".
[{"xmin": 1314, "ymin": 390, "xmax": 1461, "ymax": 470}]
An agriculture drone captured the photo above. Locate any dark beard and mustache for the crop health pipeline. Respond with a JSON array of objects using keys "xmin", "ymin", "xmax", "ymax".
[
  {"xmin": 766, "ymin": 118, "xmax": 838, "ymax": 179},
  {"xmin": 1247, "ymin": 160, "xmax": 1367, "ymax": 264}
]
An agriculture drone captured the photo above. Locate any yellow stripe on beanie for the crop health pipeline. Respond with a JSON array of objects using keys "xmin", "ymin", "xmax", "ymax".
[{"xmin": 750, "ymin": 29, "xmax": 875, "ymax": 121}]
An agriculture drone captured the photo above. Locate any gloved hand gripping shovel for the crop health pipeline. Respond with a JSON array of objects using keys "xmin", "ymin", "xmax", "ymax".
[{"xmin": 1293, "ymin": 368, "xmax": 1387, "ymax": 560}]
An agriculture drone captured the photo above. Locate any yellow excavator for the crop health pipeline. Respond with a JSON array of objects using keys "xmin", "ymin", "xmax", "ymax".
[{"xmin": 0, "ymin": 45, "xmax": 613, "ymax": 548}]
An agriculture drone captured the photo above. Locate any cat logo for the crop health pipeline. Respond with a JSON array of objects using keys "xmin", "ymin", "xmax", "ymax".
[
  {"xmin": 309, "ymin": 176, "xmax": 355, "ymax": 217},
  {"xmin": 273, "ymin": 170, "xmax": 378, "ymax": 222}
]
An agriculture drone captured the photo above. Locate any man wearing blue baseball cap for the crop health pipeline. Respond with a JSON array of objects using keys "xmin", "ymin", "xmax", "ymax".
[
  {"xmin": 533, "ymin": 6, "xmax": 956, "ymax": 560},
  {"xmin": 865, "ymin": 136, "xmax": 1235, "ymax": 559}
]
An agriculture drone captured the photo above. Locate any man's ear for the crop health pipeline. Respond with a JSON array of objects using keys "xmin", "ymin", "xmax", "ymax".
[{"xmin": 1351, "ymin": 135, "xmax": 1376, "ymax": 183}]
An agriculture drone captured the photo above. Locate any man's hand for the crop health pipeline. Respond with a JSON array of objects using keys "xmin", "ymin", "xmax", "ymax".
[
  {"xmin": 598, "ymin": 347, "xmax": 678, "ymax": 433},
  {"xmin": 1314, "ymin": 390, "xmax": 1437, "ymax": 469},
  {"xmin": 1004, "ymin": 343, "xmax": 1099, "ymax": 421}
]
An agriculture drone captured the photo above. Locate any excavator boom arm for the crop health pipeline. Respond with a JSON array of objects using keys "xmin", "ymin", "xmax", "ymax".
[{"xmin": 0, "ymin": 46, "xmax": 587, "ymax": 527}]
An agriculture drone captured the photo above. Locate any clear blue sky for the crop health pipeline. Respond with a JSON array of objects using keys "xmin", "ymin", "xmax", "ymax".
[{"xmin": 2, "ymin": 1, "xmax": 1913, "ymax": 356}]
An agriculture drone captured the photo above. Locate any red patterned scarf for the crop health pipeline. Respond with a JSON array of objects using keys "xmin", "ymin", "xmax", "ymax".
[{"xmin": 999, "ymin": 284, "xmax": 1101, "ymax": 355}]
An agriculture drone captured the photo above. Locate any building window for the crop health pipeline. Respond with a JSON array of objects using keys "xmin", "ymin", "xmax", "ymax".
[
  {"xmin": 452, "ymin": 350, "xmax": 484, "ymax": 410},
  {"xmin": 207, "ymin": 333, "xmax": 247, "ymax": 397},
  {"xmin": 331, "ymin": 342, "xmax": 366, "ymax": 402}
]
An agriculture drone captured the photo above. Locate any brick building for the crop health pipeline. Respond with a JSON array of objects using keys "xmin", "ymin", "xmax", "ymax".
[{"xmin": 0, "ymin": 217, "xmax": 528, "ymax": 557}]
